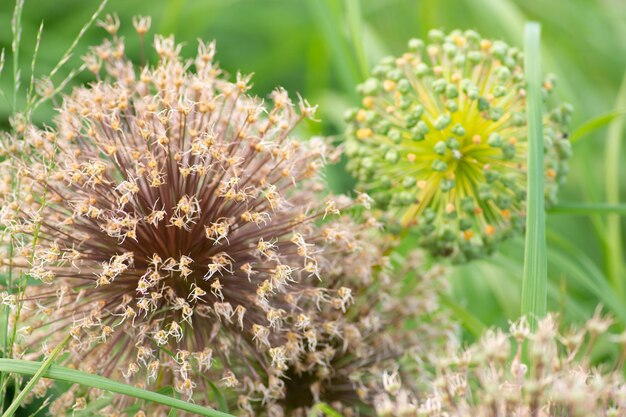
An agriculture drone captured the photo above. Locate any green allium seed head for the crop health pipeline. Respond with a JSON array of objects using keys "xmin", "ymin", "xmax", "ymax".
[{"xmin": 345, "ymin": 29, "xmax": 572, "ymax": 261}]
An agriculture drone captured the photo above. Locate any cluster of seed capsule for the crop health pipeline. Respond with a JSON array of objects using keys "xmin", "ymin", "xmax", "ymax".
[{"xmin": 346, "ymin": 29, "xmax": 572, "ymax": 261}]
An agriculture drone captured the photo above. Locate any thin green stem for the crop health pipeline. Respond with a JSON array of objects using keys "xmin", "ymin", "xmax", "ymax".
[
  {"xmin": 25, "ymin": 21, "xmax": 44, "ymax": 117},
  {"xmin": 0, "ymin": 360, "xmax": 233, "ymax": 417},
  {"xmin": 29, "ymin": 0, "xmax": 108, "ymax": 113},
  {"xmin": 570, "ymin": 108, "xmax": 626, "ymax": 144},
  {"xmin": 308, "ymin": 402, "xmax": 344, "ymax": 417},
  {"xmin": 520, "ymin": 22, "xmax": 547, "ymax": 329},
  {"xmin": 549, "ymin": 202, "xmax": 626, "ymax": 215},
  {"xmin": 1, "ymin": 334, "xmax": 71, "ymax": 417},
  {"xmin": 345, "ymin": 0, "xmax": 368, "ymax": 80},
  {"xmin": 7, "ymin": 134, "xmax": 58, "ymax": 365},
  {"xmin": 11, "ymin": 0, "xmax": 24, "ymax": 113},
  {"xmin": 47, "ymin": 0, "xmax": 108, "ymax": 81},
  {"xmin": 439, "ymin": 293, "xmax": 486, "ymax": 338},
  {"xmin": 308, "ymin": 0, "xmax": 361, "ymax": 98},
  {"xmin": 604, "ymin": 71, "xmax": 626, "ymax": 298},
  {"xmin": 2, "ymin": 2, "xmax": 25, "ymax": 411}
]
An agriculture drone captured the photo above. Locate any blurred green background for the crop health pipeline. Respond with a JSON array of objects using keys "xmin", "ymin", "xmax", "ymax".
[{"xmin": 1, "ymin": 0, "xmax": 625, "ymax": 335}]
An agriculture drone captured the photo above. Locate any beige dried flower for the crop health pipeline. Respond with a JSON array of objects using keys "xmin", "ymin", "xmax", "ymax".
[
  {"xmin": 0, "ymin": 23, "xmax": 375, "ymax": 414},
  {"xmin": 375, "ymin": 312, "xmax": 626, "ymax": 417},
  {"xmin": 227, "ymin": 251, "xmax": 456, "ymax": 417}
]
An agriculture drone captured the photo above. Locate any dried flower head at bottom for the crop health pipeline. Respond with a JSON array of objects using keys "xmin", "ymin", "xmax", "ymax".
[
  {"xmin": 376, "ymin": 310, "xmax": 626, "ymax": 417},
  {"xmin": 233, "ymin": 252, "xmax": 456, "ymax": 417}
]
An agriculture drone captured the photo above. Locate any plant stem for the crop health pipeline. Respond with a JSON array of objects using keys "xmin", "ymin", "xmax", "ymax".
[
  {"xmin": 308, "ymin": 0, "xmax": 361, "ymax": 98},
  {"xmin": 345, "ymin": 0, "xmax": 368, "ymax": 80},
  {"xmin": 520, "ymin": 22, "xmax": 547, "ymax": 329},
  {"xmin": 2, "ymin": 1, "xmax": 25, "ymax": 411},
  {"xmin": 439, "ymin": 293, "xmax": 486, "ymax": 337},
  {"xmin": 0, "ymin": 359, "xmax": 233, "ymax": 417},
  {"xmin": 549, "ymin": 202, "xmax": 626, "ymax": 215},
  {"xmin": 1, "ymin": 333, "xmax": 71, "ymax": 417},
  {"xmin": 604, "ymin": 70, "xmax": 626, "ymax": 298},
  {"xmin": 308, "ymin": 402, "xmax": 343, "ymax": 417}
]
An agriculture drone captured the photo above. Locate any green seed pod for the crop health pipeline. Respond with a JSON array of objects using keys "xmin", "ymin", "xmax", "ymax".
[
  {"xmin": 434, "ymin": 141, "xmax": 447, "ymax": 155},
  {"xmin": 345, "ymin": 29, "xmax": 572, "ymax": 261},
  {"xmin": 435, "ymin": 114, "xmax": 452, "ymax": 130}
]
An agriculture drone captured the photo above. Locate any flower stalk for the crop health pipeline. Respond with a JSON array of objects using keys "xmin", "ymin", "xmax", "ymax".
[
  {"xmin": 2, "ymin": 333, "xmax": 71, "ymax": 417},
  {"xmin": 520, "ymin": 22, "xmax": 547, "ymax": 328}
]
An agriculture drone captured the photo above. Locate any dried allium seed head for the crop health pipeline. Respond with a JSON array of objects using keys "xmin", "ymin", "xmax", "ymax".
[
  {"xmin": 0, "ymin": 25, "xmax": 375, "ymax": 412},
  {"xmin": 132, "ymin": 15, "xmax": 151, "ymax": 36},
  {"xmin": 231, "ymin": 251, "xmax": 455, "ymax": 417},
  {"xmin": 376, "ymin": 312, "xmax": 626, "ymax": 417},
  {"xmin": 345, "ymin": 29, "xmax": 573, "ymax": 262}
]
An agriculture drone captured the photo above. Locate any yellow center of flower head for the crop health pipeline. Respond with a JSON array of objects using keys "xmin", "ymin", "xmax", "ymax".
[
  {"xmin": 346, "ymin": 29, "xmax": 573, "ymax": 261},
  {"xmin": 4, "ymin": 30, "xmax": 375, "ymax": 403}
]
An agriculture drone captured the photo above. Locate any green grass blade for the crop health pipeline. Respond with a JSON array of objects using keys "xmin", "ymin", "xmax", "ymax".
[
  {"xmin": 25, "ymin": 398, "xmax": 50, "ymax": 417},
  {"xmin": 25, "ymin": 20, "xmax": 44, "ymax": 114},
  {"xmin": 307, "ymin": 0, "xmax": 361, "ymax": 98},
  {"xmin": 549, "ymin": 202, "xmax": 626, "ymax": 215},
  {"xmin": 308, "ymin": 402, "xmax": 344, "ymax": 417},
  {"xmin": 0, "ymin": 360, "xmax": 233, "ymax": 417},
  {"xmin": 439, "ymin": 293, "xmax": 486, "ymax": 337},
  {"xmin": 570, "ymin": 108, "xmax": 626, "ymax": 144},
  {"xmin": 485, "ymin": 247, "xmax": 589, "ymax": 322},
  {"xmin": 11, "ymin": 0, "xmax": 24, "ymax": 113},
  {"xmin": 205, "ymin": 380, "xmax": 229, "ymax": 413},
  {"xmin": 1, "ymin": 334, "xmax": 70, "ymax": 417},
  {"xmin": 46, "ymin": 0, "xmax": 108, "ymax": 81},
  {"xmin": 546, "ymin": 231, "xmax": 626, "ymax": 322},
  {"xmin": 604, "ymin": 70, "xmax": 626, "ymax": 298},
  {"xmin": 520, "ymin": 22, "xmax": 547, "ymax": 328},
  {"xmin": 344, "ymin": 0, "xmax": 368, "ymax": 79}
]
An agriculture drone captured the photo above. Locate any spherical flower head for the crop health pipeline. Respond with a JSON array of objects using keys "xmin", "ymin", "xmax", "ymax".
[
  {"xmin": 345, "ymin": 29, "xmax": 573, "ymax": 261},
  {"xmin": 231, "ymin": 251, "xmax": 455, "ymax": 417},
  {"xmin": 0, "ymin": 23, "xmax": 373, "ymax": 410}
]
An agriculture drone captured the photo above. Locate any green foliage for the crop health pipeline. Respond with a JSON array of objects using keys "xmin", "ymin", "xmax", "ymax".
[
  {"xmin": 308, "ymin": 402, "xmax": 345, "ymax": 417},
  {"xmin": 0, "ymin": 360, "xmax": 233, "ymax": 417},
  {"xmin": 1, "ymin": 335, "xmax": 70, "ymax": 417}
]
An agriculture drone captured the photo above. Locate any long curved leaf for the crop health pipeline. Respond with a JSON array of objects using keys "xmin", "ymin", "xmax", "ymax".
[
  {"xmin": 0, "ymin": 359, "xmax": 233, "ymax": 417},
  {"xmin": 520, "ymin": 22, "xmax": 547, "ymax": 327}
]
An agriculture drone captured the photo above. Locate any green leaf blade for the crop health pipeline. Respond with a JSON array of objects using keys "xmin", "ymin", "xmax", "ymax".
[
  {"xmin": 0, "ymin": 359, "xmax": 233, "ymax": 417},
  {"xmin": 570, "ymin": 108, "xmax": 626, "ymax": 144},
  {"xmin": 549, "ymin": 202, "xmax": 626, "ymax": 215},
  {"xmin": 520, "ymin": 22, "xmax": 547, "ymax": 328}
]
